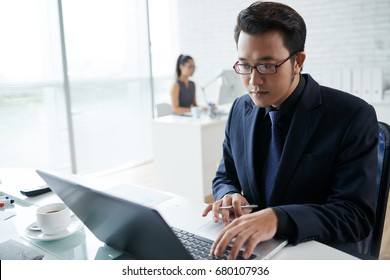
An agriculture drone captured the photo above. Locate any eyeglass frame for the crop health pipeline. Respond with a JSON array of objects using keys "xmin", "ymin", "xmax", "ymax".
[{"xmin": 232, "ymin": 52, "xmax": 298, "ymax": 75}]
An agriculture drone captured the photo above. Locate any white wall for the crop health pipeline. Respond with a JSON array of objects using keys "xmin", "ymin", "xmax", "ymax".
[{"xmin": 174, "ymin": 0, "xmax": 390, "ymax": 123}]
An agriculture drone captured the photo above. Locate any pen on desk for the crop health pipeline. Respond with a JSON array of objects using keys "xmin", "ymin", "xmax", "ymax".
[
  {"xmin": 0, "ymin": 200, "xmax": 14, "ymax": 208},
  {"xmin": 0, "ymin": 198, "xmax": 14, "ymax": 205},
  {"xmin": 219, "ymin": 204, "xmax": 258, "ymax": 210}
]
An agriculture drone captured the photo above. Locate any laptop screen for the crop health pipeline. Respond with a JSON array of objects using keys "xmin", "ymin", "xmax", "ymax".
[{"xmin": 36, "ymin": 169, "xmax": 193, "ymax": 260}]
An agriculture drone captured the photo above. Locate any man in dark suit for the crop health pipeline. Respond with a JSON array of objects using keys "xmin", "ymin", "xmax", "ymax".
[{"xmin": 202, "ymin": 1, "xmax": 378, "ymax": 259}]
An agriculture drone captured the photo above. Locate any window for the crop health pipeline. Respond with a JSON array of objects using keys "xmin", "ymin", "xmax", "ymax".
[
  {"xmin": 0, "ymin": 0, "xmax": 70, "ymax": 170},
  {"xmin": 62, "ymin": 0, "xmax": 153, "ymax": 173},
  {"xmin": 0, "ymin": 0, "xmax": 153, "ymax": 173},
  {"xmin": 148, "ymin": 0, "xmax": 179, "ymax": 106}
]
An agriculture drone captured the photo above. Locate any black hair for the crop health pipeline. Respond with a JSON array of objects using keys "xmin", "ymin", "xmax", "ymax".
[
  {"xmin": 175, "ymin": 54, "xmax": 193, "ymax": 78},
  {"xmin": 234, "ymin": 1, "xmax": 306, "ymax": 54}
]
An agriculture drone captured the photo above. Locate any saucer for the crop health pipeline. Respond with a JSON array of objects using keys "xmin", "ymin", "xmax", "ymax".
[{"xmin": 24, "ymin": 215, "xmax": 83, "ymax": 241}]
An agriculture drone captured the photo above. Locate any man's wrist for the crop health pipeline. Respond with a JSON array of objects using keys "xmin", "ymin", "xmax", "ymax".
[{"xmin": 272, "ymin": 207, "xmax": 297, "ymax": 240}]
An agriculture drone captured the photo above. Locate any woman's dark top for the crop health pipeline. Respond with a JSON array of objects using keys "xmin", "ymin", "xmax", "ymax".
[{"xmin": 177, "ymin": 79, "xmax": 196, "ymax": 108}]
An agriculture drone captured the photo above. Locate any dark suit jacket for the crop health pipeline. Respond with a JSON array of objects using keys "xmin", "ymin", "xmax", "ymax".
[{"xmin": 213, "ymin": 74, "xmax": 378, "ymax": 247}]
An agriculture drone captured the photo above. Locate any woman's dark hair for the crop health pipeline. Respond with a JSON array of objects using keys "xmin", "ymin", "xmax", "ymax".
[
  {"xmin": 234, "ymin": 1, "xmax": 306, "ymax": 54},
  {"xmin": 175, "ymin": 54, "xmax": 193, "ymax": 78}
]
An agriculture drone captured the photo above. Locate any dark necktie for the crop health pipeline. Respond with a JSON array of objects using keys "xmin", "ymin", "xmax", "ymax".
[{"xmin": 264, "ymin": 110, "xmax": 282, "ymax": 205}]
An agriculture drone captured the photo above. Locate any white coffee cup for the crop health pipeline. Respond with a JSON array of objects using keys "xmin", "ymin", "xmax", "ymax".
[
  {"xmin": 36, "ymin": 202, "xmax": 71, "ymax": 235},
  {"xmin": 191, "ymin": 106, "xmax": 202, "ymax": 119}
]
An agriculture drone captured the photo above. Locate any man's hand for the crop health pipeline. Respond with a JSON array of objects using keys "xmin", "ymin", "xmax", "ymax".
[
  {"xmin": 202, "ymin": 193, "xmax": 252, "ymax": 225},
  {"xmin": 210, "ymin": 208, "xmax": 278, "ymax": 260}
]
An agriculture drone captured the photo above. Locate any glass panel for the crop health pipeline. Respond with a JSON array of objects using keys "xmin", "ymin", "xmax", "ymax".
[
  {"xmin": 148, "ymin": 0, "xmax": 179, "ymax": 106},
  {"xmin": 62, "ymin": 0, "xmax": 153, "ymax": 173},
  {"xmin": 0, "ymin": 0, "xmax": 71, "ymax": 171}
]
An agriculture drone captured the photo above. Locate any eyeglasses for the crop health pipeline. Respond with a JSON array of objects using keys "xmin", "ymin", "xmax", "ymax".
[{"xmin": 233, "ymin": 52, "xmax": 297, "ymax": 75}]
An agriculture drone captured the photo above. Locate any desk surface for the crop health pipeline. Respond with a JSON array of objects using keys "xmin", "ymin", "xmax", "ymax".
[
  {"xmin": 154, "ymin": 114, "xmax": 227, "ymax": 127},
  {"xmin": 0, "ymin": 168, "xmax": 358, "ymax": 260},
  {"xmin": 153, "ymin": 103, "xmax": 231, "ymax": 126},
  {"xmin": 152, "ymin": 112, "xmax": 228, "ymax": 202}
]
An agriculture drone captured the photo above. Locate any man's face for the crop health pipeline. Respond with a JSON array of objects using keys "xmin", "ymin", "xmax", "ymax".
[{"xmin": 236, "ymin": 31, "xmax": 302, "ymax": 108}]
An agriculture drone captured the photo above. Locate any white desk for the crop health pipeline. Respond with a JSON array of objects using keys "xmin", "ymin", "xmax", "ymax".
[
  {"xmin": 152, "ymin": 113, "xmax": 227, "ymax": 202},
  {"xmin": 0, "ymin": 168, "xmax": 358, "ymax": 260}
]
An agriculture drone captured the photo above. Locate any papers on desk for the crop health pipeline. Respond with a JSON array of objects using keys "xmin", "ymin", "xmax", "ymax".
[
  {"xmin": 103, "ymin": 184, "xmax": 172, "ymax": 207},
  {"xmin": 0, "ymin": 211, "xmax": 16, "ymax": 221},
  {"xmin": 0, "ymin": 220, "xmax": 19, "ymax": 243}
]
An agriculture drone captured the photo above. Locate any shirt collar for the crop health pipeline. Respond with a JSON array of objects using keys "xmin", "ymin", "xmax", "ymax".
[{"xmin": 265, "ymin": 74, "xmax": 306, "ymax": 118}]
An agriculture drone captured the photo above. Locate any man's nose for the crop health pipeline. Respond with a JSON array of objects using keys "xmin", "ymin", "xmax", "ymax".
[{"xmin": 249, "ymin": 69, "xmax": 265, "ymax": 86}]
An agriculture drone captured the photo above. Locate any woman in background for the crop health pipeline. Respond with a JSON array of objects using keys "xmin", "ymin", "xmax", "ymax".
[{"xmin": 170, "ymin": 54, "xmax": 198, "ymax": 114}]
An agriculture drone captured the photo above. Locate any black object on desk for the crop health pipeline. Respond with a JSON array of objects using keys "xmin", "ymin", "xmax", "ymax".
[{"xmin": 20, "ymin": 184, "xmax": 51, "ymax": 197}]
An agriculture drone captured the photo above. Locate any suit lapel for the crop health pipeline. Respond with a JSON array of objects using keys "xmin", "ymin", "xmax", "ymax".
[
  {"xmin": 243, "ymin": 99, "xmax": 262, "ymax": 202},
  {"xmin": 270, "ymin": 76, "xmax": 328, "ymax": 203}
]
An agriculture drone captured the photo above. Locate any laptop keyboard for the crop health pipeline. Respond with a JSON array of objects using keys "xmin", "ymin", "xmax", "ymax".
[{"xmin": 172, "ymin": 227, "xmax": 256, "ymax": 260}]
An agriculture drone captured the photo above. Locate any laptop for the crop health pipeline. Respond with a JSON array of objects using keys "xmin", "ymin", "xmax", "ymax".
[{"xmin": 36, "ymin": 169, "xmax": 287, "ymax": 260}]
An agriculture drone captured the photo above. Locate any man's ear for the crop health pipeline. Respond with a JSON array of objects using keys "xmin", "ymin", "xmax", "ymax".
[{"xmin": 294, "ymin": 51, "xmax": 306, "ymax": 74}]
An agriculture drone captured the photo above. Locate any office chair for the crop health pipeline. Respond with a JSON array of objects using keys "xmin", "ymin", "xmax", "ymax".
[
  {"xmin": 156, "ymin": 103, "xmax": 172, "ymax": 117},
  {"xmin": 357, "ymin": 121, "xmax": 390, "ymax": 259}
]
